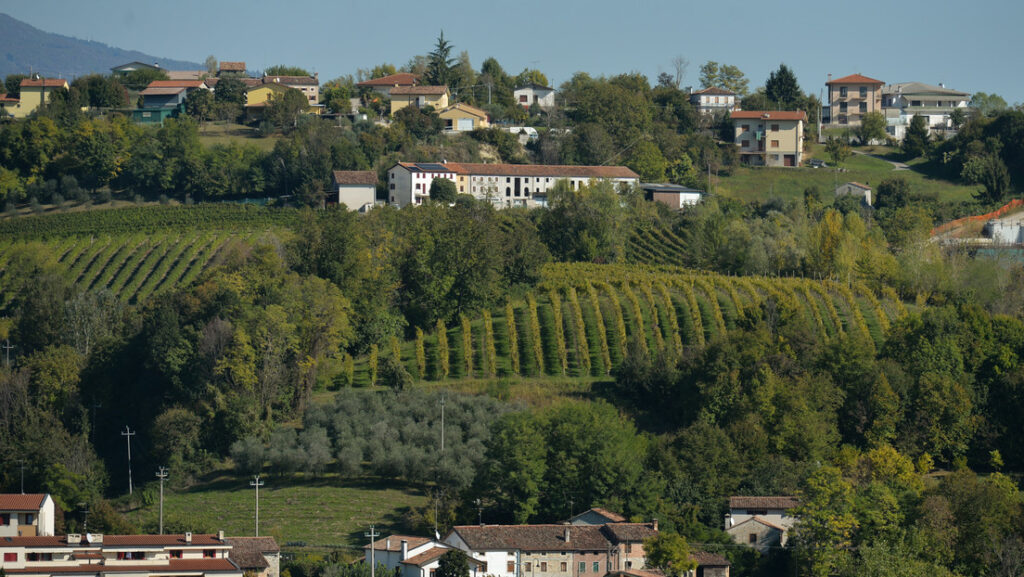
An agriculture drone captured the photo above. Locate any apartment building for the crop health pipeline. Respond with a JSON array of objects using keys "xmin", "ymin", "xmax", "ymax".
[
  {"xmin": 730, "ymin": 110, "xmax": 806, "ymax": 167},
  {"xmin": 0, "ymin": 494, "xmax": 55, "ymax": 537},
  {"xmin": 825, "ymin": 73, "xmax": 884, "ymax": 125}
]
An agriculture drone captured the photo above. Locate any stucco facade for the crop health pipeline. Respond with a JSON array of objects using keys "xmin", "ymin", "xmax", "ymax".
[
  {"xmin": 731, "ymin": 111, "xmax": 805, "ymax": 167},
  {"xmin": 826, "ymin": 74, "xmax": 884, "ymax": 125},
  {"xmin": 513, "ymin": 84, "xmax": 556, "ymax": 109},
  {"xmin": 690, "ymin": 87, "xmax": 738, "ymax": 116},
  {"xmin": 5, "ymin": 78, "xmax": 69, "ymax": 119},
  {"xmin": 390, "ymin": 86, "xmax": 450, "ymax": 114},
  {"xmin": 0, "ymin": 495, "xmax": 55, "ymax": 537},
  {"xmin": 882, "ymin": 81, "xmax": 970, "ymax": 139}
]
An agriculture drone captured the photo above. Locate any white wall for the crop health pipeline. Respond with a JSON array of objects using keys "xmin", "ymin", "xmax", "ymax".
[{"xmin": 337, "ymin": 185, "xmax": 376, "ymax": 211}]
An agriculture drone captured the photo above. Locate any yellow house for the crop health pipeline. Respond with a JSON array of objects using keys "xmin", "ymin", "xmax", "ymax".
[
  {"xmin": 3, "ymin": 78, "xmax": 68, "ymax": 119},
  {"xmin": 245, "ymin": 83, "xmax": 307, "ymax": 121},
  {"xmin": 390, "ymin": 85, "xmax": 449, "ymax": 114},
  {"xmin": 438, "ymin": 103, "xmax": 490, "ymax": 131}
]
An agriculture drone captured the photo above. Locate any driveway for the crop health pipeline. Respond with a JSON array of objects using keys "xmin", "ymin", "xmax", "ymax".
[{"xmin": 852, "ymin": 150, "xmax": 909, "ymax": 171}]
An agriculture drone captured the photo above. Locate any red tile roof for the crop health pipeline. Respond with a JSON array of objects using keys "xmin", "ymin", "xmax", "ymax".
[
  {"xmin": 440, "ymin": 103, "xmax": 488, "ymax": 119},
  {"xmin": 0, "ymin": 494, "xmax": 47, "ymax": 511},
  {"xmin": 690, "ymin": 551, "xmax": 729, "ymax": 567},
  {"xmin": 357, "ymin": 73, "xmax": 421, "ymax": 87},
  {"xmin": 332, "ymin": 170, "xmax": 378, "ymax": 185},
  {"xmin": 730, "ymin": 110, "xmax": 806, "ymax": 121},
  {"xmin": 225, "ymin": 537, "xmax": 279, "ymax": 570},
  {"xmin": 586, "ymin": 508, "xmax": 626, "ymax": 522},
  {"xmin": 693, "ymin": 87, "xmax": 736, "ymax": 96},
  {"xmin": 601, "ymin": 523, "xmax": 658, "ymax": 542},
  {"xmin": 220, "ymin": 62, "xmax": 247, "ymax": 72},
  {"xmin": 2, "ymin": 534, "xmax": 229, "ymax": 549},
  {"xmin": 146, "ymin": 80, "xmax": 206, "ymax": 89},
  {"xmin": 365, "ymin": 535, "xmax": 431, "ymax": 552},
  {"xmin": 0, "ymin": 94, "xmax": 19, "ymax": 103},
  {"xmin": 3, "ymin": 558, "xmax": 240, "ymax": 575},
  {"xmin": 390, "ymin": 85, "xmax": 448, "ymax": 96},
  {"xmin": 20, "ymin": 78, "xmax": 67, "ymax": 88},
  {"xmin": 827, "ymin": 73, "xmax": 884, "ymax": 85},
  {"xmin": 140, "ymin": 86, "xmax": 188, "ymax": 96},
  {"xmin": 729, "ymin": 496, "xmax": 799, "ymax": 510},
  {"xmin": 456, "ymin": 163, "xmax": 639, "ymax": 180},
  {"xmin": 450, "ymin": 525, "xmax": 611, "ymax": 552}
]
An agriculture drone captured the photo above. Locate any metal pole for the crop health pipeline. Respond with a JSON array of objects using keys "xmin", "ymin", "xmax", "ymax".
[
  {"xmin": 1, "ymin": 339, "xmax": 13, "ymax": 367},
  {"xmin": 156, "ymin": 467, "xmax": 168, "ymax": 534},
  {"xmin": 17, "ymin": 459, "xmax": 25, "ymax": 494},
  {"xmin": 250, "ymin": 475, "xmax": 264, "ymax": 536},
  {"xmin": 365, "ymin": 525, "xmax": 380, "ymax": 577},
  {"xmin": 121, "ymin": 426, "xmax": 135, "ymax": 495}
]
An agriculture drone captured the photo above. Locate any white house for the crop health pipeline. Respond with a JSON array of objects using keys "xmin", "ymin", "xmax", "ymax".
[
  {"xmin": 724, "ymin": 496, "xmax": 798, "ymax": 553},
  {"xmin": 689, "ymin": 87, "xmax": 738, "ymax": 116},
  {"xmin": 0, "ymin": 532, "xmax": 242, "ymax": 577},
  {"xmin": 640, "ymin": 183, "xmax": 705, "ymax": 210},
  {"xmin": 513, "ymin": 84, "xmax": 556, "ymax": 109},
  {"xmin": 363, "ymin": 535, "xmax": 474, "ymax": 577},
  {"xmin": 0, "ymin": 494, "xmax": 55, "ymax": 537},
  {"xmin": 331, "ymin": 170, "xmax": 378, "ymax": 211},
  {"xmin": 387, "ymin": 162, "xmax": 640, "ymax": 209},
  {"xmin": 834, "ymin": 182, "xmax": 872, "ymax": 206},
  {"xmin": 882, "ymin": 82, "xmax": 970, "ymax": 139}
]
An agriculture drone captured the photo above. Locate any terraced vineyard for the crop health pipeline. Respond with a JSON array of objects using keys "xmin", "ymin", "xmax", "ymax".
[
  {"xmin": 0, "ymin": 231, "xmax": 265, "ymax": 307},
  {"xmin": 368, "ymin": 263, "xmax": 908, "ymax": 384}
]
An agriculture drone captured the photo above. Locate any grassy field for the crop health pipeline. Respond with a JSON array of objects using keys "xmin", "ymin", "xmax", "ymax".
[
  {"xmin": 124, "ymin": 474, "xmax": 428, "ymax": 550},
  {"xmin": 715, "ymin": 143, "xmax": 977, "ymax": 204},
  {"xmin": 197, "ymin": 122, "xmax": 281, "ymax": 152}
]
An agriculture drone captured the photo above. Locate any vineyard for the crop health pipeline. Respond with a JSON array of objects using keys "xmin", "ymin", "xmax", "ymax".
[
  {"xmin": 626, "ymin": 226, "xmax": 689, "ymax": 266},
  {"xmin": 0, "ymin": 204, "xmax": 301, "ymax": 239},
  {"xmin": 363, "ymin": 263, "xmax": 909, "ymax": 384},
  {"xmin": 0, "ymin": 231, "xmax": 268, "ymax": 308}
]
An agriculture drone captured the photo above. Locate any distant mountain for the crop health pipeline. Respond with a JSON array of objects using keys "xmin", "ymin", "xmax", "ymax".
[{"xmin": 0, "ymin": 13, "xmax": 202, "ymax": 80}]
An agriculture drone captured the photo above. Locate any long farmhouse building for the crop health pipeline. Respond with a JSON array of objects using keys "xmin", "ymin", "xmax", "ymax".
[{"xmin": 387, "ymin": 162, "xmax": 640, "ymax": 208}]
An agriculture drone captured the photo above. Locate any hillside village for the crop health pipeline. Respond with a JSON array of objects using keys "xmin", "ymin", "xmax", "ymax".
[{"xmin": 3, "ymin": 21, "xmax": 1024, "ymax": 577}]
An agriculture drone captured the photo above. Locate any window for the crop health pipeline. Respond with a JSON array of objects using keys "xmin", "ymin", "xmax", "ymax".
[
  {"xmin": 524, "ymin": 563, "xmax": 532, "ymax": 572},
  {"xmin": 24, "ymin": 514, "xmax": 34, "ymax": 524},
  {"xmin": 506, "ymin": 187, "xmax": 511, "ymax": 196},
  {"xmin": 579, "ymin": 562, "xmax": 586, "ymax": 573},
  {"xmin": 741, "ymin": 140, "xmax": 750, "ymax": 148},
  {"xmin": 839, "ymin": 86, "xmax": 848, "ymax": 97},
  {"xmin": 593, "ymin": 563, "xmax": 599, "ymax": 573},
  {"xmin": 741, "ymin": 124, "xmax": 750, "ymax": 132},
  {"xmin": 117, "ymin": 552, "xmax": 145, "ymax": 560},
  {"xmin": 625, "ymin": 562, "xmax": 632, "ymax": 569},
  {"xmin": 460, "ymin": 186, "xmax": 464, "ymax": 192},
  {"xmin": 508, "ymin": 562, "xmax": 516, "ymax": 573},
  {"xmin": 859, "ymin": 102, "xmax": 867, "ymax": 113},
  {"xmin": 480, "ymin": 563, "xmax": 488, "ymax": 573},
  {"xmin": 4, "ymin": 553, "xmax": 17, "ymax": 562},
  {"xmin": 859, "ymin": 86, "xmax": 868, "ymax": 98},
  {"xmin": 911, "ymin": 100, "xmax": 922, "ymax": 107},
  {"xmin": 771, "ymin": 124, "xmax": 779, "ymax": 131},
  {"xmin": 389, "ymin": 183, "xmax": 395, "ymax": 190},
  {"xmin": 839, "ymin": 102, "xmax": 848, "ymax": 112},
  {"xmin": 749, "ymin": 533, "xmax": 758, "ymax": 544},
  {"xmin": 506, "ymin": 177, "xmax": 511, "ymax": 183},
  {"xmin": 203, "ymin": 550, "xmax": 216, "ymax": 559},
  {"xmin": 170, "ymin": 551, "xmax": 183, "ymax": 559},
  {"xmin": 415, "ymin": 183, "xmax": 421, "ymax": 190},
  {"xmin": 771, "ymin": 140, "xmax": 780, "ymax": 148},
  {"xmin": 520, "ymin": 95, "xmax": 528, "ymax": 103},
  {"xmin": 27, "ymin": 553, "xmax": 52, "ymax": 561},
  {"xmin": 560, "ymin": 563, "xmax": 567, "ymax": 572},
  {"xmin": 540, "ymin": 562, "xmax": 548, "ymax": 572},
  {"xmin": 0, "ymin": 514, "xmax": 8, "ymax": 524}
]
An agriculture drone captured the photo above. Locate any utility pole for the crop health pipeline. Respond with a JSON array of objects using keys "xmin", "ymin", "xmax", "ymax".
[
  {"xmin": 439, "ymin": 393, "xmax": 446, "ymax": 454},
  {"xmin": 475, "ymin": 498, "xmax": 483, "ymax": 525},
  {"xmin": 121, "ymin": 426, "xmax": 135, "ymax": 495},
  {"xmin": 364, "ymin": 525, "xmax": 380, "ymax": 577},
  {"xmin": 79, "ymin": 502, "xmax": 90, "ymax": 533},
  {"xmin": 155, "ymin": 467, "xmax": 168, "ymax": 534},
  {"xmin": 250, "ymin": 475, "xmax": 264, "ymax": 536},
  {"xmin": 2, "ymin": 339, "xmax": 13, "ymax": 367},
  {"xmin": 17, "ymin": 459, "xmax": 25, "ymax": 494}
]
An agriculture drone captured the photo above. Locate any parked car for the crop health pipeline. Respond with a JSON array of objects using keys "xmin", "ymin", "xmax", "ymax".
[{"xmin": 808, "ymin": 159, "xmax": 827, "ymax": 168}]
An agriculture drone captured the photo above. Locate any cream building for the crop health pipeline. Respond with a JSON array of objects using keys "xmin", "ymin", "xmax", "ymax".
[
  {"xmin": 731, "ymin": 110, "xmax": 806, "ymax": 167},
  {"xmin": 825, "ymin": 73, "xmax": 884, "ymax": 125},
  {"xmin": 389, "ymin": 86, "xmax": 450, "ymax": 114}
]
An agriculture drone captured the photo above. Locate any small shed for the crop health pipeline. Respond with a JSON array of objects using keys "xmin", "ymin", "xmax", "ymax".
[
  {"xmin": 331, "ymin": 170, "xmax": 378, "ymax": 211},
  {"xmin": 641, "ymin": 183, "xmax": 706, "ymax": 210},
  {"xmin": 835, "ymin": 181, "xmax": 872, "ymax": 206}
]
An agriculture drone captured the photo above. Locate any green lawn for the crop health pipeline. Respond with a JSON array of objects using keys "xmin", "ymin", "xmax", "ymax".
[
  {"xmin": 197, "ymin": 122, "xmax": 281, "ymax": 152},
  {"xmin": 124, "ymin": 474, "xmax": 428, "ymax": 549},
  {"xmin": 714, "ymin": 144, "xmax": 977, "ymax": 204}
]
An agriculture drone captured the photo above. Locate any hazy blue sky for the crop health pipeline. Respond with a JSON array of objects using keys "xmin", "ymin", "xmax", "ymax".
[{"xmin": 5, "ymin": 0, "xmax": 1023, "ymax": 102}]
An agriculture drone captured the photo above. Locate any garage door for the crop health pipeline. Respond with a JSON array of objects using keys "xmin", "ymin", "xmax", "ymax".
[
  {"xmin": 784, "ymin": 155, "xmax": 795, "ymax": 167},
  {"xmin": 457, "ymin": 118, "xmax": 474, "ymax": 131}
]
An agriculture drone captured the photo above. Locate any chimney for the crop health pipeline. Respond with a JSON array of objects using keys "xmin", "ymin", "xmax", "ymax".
[
  {"xmin": 827, "ymin": 73, "xmax": 832, "ymax": 82},
  {"xmin": 564, "ymin": 527, "xmax": 570, "ymax": 543},
  {"xmin": 67, "ymin": 534, "xmax": 81, "ymax": 545},
  {"xmin": 401, "ymin": 540, "xmax": 409, "ymax": 560},
  {"xmin": 386, "ymin": 537, "xmax": 391, "ymax": 550},
  {"xmin": 185, "ymin": 532, "xmax": 192, "ymax": 545},
  {"xmin": 652, "ymin": 519, "xmax": 658, "ymax": 531},
  {"xmin": 218, "ymin": 530, "xmax": 225, "ymax": 541}
]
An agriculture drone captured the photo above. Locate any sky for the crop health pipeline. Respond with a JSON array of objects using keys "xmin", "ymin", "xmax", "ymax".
[{"xmin": 5, "ymin": 0, "xmax": 1024, "ymax": 103}]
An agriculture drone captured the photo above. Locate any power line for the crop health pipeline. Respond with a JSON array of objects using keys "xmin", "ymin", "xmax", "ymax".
[{"xmin": 121, "ymin": 426, "xmax": 135, "ymax": 495}]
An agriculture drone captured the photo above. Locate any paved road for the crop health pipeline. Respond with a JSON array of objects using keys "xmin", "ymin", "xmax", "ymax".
[{"xmin": 852, "ymin": 150, "xmax": 909, "ymax": 171}]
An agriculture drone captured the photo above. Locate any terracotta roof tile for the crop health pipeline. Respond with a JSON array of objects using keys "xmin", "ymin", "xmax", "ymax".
[
  {"xmin": 357, "ymin": 73, "xmax": 421, "ymax": 87},
  {"xmin": 225, "ymin": 537, "xmax": 279, "ymax": 570},
  {"xmin": 730, "ymin": 110, "xmax": 806, "ymax": 121},
  {"xmin": 600, "ymin": 523, "xmax": 657, "ymax": 542},
  {"xmin": 390, "ymin": 85, "xmax": 448, "ymax": 96},
  {"xmin": 365, "ymin": 535, "xmax": 431, "ymax": 552},
  {"xmin": 690, "ymin": 551, "xmax": 729, "ymax": 566},
  {"xmin": 0, "ymin": 494, "xmax": 47, "ymax": 511},
  {"xmin": 450, "ymin": 525, "xmax": 611, "ymax": 551},
  {"xmin": 332, "ymin": 171, "xmax": 378, "ymax": 185},
  {"xmin": 587, "ymin": 508, "xmax": 626, "ymax": 522},
  {"xmin": 20, "ymin": 78, "xmax": 67, "ymax": 88},
  {"xmin": 140, "ymin": 86, "xmax": 188, "ymax": 96},
  {"xmin": 400, "ymin": 546, "xmax": 480, "ymax": 567},
  {"xmin": 440, "ymin": 103, "xmax": 489, "ymax": 119},
  {"xmin": 3, "ymin": 558, "xmax": 240, "ymax": 575},
  {"xmin": 220, "ymin": 62, "xmax": 247, "ymax": 72},
  {"xmin": 729, "ymin": 496, "xmax": 799, "ymax": 510},
  {"xmin": 827, "ymin": 73, "xmax": 884, "ymax": 85}
]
